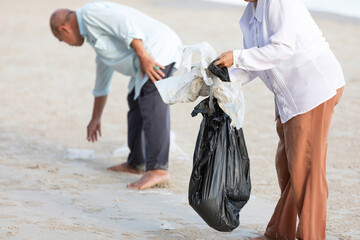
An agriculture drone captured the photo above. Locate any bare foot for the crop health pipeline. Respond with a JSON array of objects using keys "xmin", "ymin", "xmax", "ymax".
[
  {"xmin": 107, "ymin": 162, "xmax": 145, "ymax": 174},
  {"xmin": 127, "ymin": 170, "xmax": 170, "ymax": 190},
  {"xmin": 251, "ymin": 235, "xmax": 272, "ymax": 240}
]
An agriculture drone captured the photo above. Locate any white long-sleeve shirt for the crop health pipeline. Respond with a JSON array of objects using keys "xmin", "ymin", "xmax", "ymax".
[
  {"xmin": 229, "ymin": 0, "xmax": 345, "ymax": 123},
  {"xmin": 75, "ymin": 1, "xmax": 182, "ymax": 99}
]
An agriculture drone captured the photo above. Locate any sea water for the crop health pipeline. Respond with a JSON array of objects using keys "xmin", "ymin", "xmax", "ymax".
[{"xmin": 204, "ymin": 0, "xmax": 360, "ymax": 19}]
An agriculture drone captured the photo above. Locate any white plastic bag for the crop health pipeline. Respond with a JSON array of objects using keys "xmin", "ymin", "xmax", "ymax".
[{"xmin": 155, "ymin": 42, "xmax": 248, "ymax": 129}]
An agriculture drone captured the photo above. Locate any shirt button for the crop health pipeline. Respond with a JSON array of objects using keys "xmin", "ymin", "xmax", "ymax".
[{"xmin": 236, "ymin": 64, "xmax": 239, "ymax": 67}]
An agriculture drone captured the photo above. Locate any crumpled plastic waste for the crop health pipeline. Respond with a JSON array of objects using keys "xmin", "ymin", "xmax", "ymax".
[
  {"xmin": 67, "ymin": 148, "xmax": 95, "ymax": 160},
  {"xmin": 155, "ymin": 42, "xmax": 246, "ymax": 129}
]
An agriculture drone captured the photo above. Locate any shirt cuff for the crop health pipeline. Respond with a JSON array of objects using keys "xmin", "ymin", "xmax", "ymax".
[
  {"xmin": 233, "ymin": 50, "xmax": 242, "ymax": 68},
  {"xmin": 92, "ymin": 88, "xmax": 109, "ymax": 97},
  {"xmin": 228, "ymin": 66, "xmax": 252, "ymax": 85},
  {"xmin": 125, "ymin": 33, "xmax": 145, "ymax": 49}
]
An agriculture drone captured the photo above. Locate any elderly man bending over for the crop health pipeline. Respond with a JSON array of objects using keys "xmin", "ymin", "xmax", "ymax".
[{"xmin": 50, "ymin": 1, "xmax": 182, "ymax": 190}]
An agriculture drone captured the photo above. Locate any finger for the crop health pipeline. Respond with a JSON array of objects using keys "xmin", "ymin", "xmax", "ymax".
[
  {"xmin": 215, "ymin": 59, "xmax": 225, "ymax": 67},
  {"xmin": 158, "ymin": 64, "xmax": 165, "ymax": 70},
  {"xmin": 214, "ymin": 59, "xmax": 222, "ymax": 66},
  {"xmin": 156, "ymin": 68, "xmax": 166, "ymax": 78},
  {"xmin": 87, "ymin": 128, "xmax": 93, "ymax": 142},
  {"xmin": 98, "ymin": 128, "xmax": 102, "ymax": 137},
  {"xmin": 152, "ymin": 70, "xmax": 163, "ymax": 81},
  {"xmin": 147, "ymin": 72, "xmax": 156, "ymax": 83},
  {"xmin": 90, "ymin": 131, "xmax": 96, "ymax": 142},
  {"xmin": 148, "ymin": 70, "xmax": 160, "ymax": 81},
  {"xmin": 214, "ymin": 56, "xmax": 224, "ymax": 66},
  {"xmin": 87, "ymin": 129, "xmax": 90, "ymax": 141},
  {"xmin": 154, "ymin": 64, "xmax": 165, "ymax": 77}
]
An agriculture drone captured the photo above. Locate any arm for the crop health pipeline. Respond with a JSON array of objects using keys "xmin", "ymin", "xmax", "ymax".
[
  {"xmin": 87, "ymin": 56, "xmax": 113, "ymax": 143},
  {"xmin": 215, "ymin": 0, "xmax": 296, "ymax": 71},
  {"xmin": 130, "ymin": 39, "xmax": 165, "ymax": 83},
  {"xmin": 82, "ymin": 4, "xmax": 165, "ymax": 83},
  {"xmin": 87, "ymin": 95, "xmax": 107, "ymax": 142}
]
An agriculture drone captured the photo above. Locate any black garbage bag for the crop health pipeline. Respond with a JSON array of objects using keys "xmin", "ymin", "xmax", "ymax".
[
  {"xmin": 188, "ymin": 58, "xmax": 251, "ymax": 232},
  {"xmin": 207, "ymin": 59, "xmax": 231, "ymax": 82},
  {"xmin": 188, "ymin": 97, "xmax": 251, "ymax": 232}
]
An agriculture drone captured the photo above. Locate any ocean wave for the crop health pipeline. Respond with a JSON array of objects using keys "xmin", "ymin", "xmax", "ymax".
[{"xmin": 204, "ymin": 0, "xmax": 360, "ymax": 19}]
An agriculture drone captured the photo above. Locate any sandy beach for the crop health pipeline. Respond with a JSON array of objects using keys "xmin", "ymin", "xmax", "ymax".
[{"xmin": 0, "ymin": 0, "xmax": 359, "ymax": 239}]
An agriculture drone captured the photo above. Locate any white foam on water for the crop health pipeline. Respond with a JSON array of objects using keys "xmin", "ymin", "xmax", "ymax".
[
  {"xmin": 204, "ymin": 0, "xmax": 360, "ymax": 19},
  {"xmin": 303, "ymin": 0, "xmax": 360, "ymax": 18}
]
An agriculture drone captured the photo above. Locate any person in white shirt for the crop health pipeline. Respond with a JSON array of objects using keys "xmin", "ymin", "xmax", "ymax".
[
  {"xmin": 214, "ymin": 0, "xmax": 345, "ymax": 239},
  {"xmin": 50, "ymin": 1, "xmax": 182, "ymax": 190}
]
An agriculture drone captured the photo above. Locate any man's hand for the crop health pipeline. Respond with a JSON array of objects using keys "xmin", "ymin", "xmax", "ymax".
[
  {"xmin": 138, "ymin": 52, "xmax": 165, "ymax": 83},
  {"xmin": 214, "ymin": 50, "xmax": 234, "ymax": 68},
  {"xmin": 87, "ymin": 96, "xmax": 107, "ymax": 143},
  {"xmin": 131, "ymin": 39, "xmax": 165, "ymax": 83},
  {"xmin": 87, "ymin": 118, "xmax": 101, "ymax": 142}
]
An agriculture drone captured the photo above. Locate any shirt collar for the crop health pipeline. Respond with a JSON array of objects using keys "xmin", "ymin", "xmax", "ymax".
[
  {"xmin": 249, "ymin": 0, "xmax": 264, "ymax": 24},
  {"xmin": 75, "ymin": 9, "xmax": 87, "ymax": 37}
]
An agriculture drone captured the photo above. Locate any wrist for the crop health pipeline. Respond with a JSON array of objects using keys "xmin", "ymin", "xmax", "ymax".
[
  {"xmin": 91, "ymin": 115, "xmax": 101, "ymax": 122},
  {"xmin": 131, "ymin": 39, "xmax": 146, "ymax": 56},
  {"xmin": 136, "ymin": 50, "xmax": 148, "ymax": 59}
]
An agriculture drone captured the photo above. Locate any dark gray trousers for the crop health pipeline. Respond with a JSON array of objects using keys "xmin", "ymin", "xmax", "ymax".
[{"xmin": 127, "ymin": 63, "xmax": 175, "ymax": 171}]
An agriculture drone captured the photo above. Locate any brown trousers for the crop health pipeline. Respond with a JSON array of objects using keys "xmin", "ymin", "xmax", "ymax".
[{"xmin": 265, "ymin": 87, "xmax": 344, "ymax": 240}]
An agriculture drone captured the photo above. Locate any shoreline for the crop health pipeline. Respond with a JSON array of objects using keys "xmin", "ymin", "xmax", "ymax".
[
  {"xmin": 198, "ymin": 0, "xmax": 360, "ymax": 25},
  {"xmin": 308, "ymin": 10, "xmax": 360, "ymax": 25}
]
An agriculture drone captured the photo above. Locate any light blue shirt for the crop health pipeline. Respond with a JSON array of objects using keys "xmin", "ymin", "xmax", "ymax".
[{"xmin": 75, "ymin": 1, "xmax": 183, "ymax": 99}]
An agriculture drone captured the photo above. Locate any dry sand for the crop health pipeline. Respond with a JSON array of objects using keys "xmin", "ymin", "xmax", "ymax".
[{"xmin": 0, "ymin": 0, "xmax": 359, "ymax": 239}]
